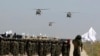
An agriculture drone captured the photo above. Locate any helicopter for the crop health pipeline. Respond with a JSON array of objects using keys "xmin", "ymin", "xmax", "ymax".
[
  {"xmin": 48, "ymin": 22, "xmax": 55, "ymax": 26},
  {"xmin": 34, "ymin": 9, "xmax": 48, "ymax": 15},
  {"xmin": 67, "ymin": 12, "xmax": 71, "ymax": 18},
  {"xmin": 65, "ymin": 11, "xmax": 79, "ymax": 18}
]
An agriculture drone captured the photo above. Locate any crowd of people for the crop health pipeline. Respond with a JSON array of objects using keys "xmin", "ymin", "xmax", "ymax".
[{"xmin": 0, "ymin": 34, "xmax": 83, "ymax": 56}]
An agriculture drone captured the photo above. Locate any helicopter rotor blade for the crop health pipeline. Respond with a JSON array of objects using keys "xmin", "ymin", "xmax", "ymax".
[
  {"xmin": 33, "ymin": 8, "xmax": 49, "ymax": 10},
  {"xmin": 64, "ymin": 12, "xmax": 80, "ymax": 13},
  {"xmin": 68, "ymin": 11, "xmax": 80, "ymax": 13},
  {"xmin": 40, "ymin": 9, "xmax": 49, "ymax": 10},
  {"xmin": 33, "ymin": 9, "xmax": 38, "ymax": 10}
]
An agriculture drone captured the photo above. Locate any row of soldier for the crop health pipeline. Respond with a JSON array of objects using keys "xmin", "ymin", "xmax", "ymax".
[{"xmin": 0, "ymin": 38, "xmax": 70, "ymax": 56}]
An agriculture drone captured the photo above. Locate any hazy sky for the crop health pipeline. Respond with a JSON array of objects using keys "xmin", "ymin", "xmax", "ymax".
[{"xmin": 0, "ymin": 0, "xmax": 100, "ymax": 39}]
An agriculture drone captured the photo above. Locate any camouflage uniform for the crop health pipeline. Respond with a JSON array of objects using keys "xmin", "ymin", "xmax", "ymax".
[
  {"xmin": 51, "ymin": 42, "xmax": 56, "ymax": 56},
  {"xmin": 19, "ymin": 42, "xmax": 25, "ymax": 55},
  {"xmin": 27, "ymin": 42, "xmax": 33, "ymax": 56},
  {"xmin": 66, "ymin": 39, "xmax": 70, "ymax": 56},
  {"xmin": 55, "ymin": 42, "xmax": 61, "ymax": 56},
  {"xmin": 62, "ymin": 41, "xmax": 68, "ymax": 56},
  {"xmin": 38, "ymin": 41, "xmax": 44, "ymax": 56},
  {"xmin": 31, "ymin": 42, "xmax": 36, "ymax": 55},
  {"xmin": 10, "ymin": 41, "xmax": 19, "ymax": 56},
  {"xmin": 72, "ymin": 35, "xmax": 83, "ymax": 56},
  {"xmin": 43, "ymin": 41, "xmax": 48, "ymax": 56}
]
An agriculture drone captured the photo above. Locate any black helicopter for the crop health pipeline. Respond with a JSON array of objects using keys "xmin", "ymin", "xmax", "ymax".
[
  {"xmin": 65, "ymin": 12, "xmax": 79, "ymax": 18},
  {"xmin": 34, "ymin": 9, "xmax": 48, "ymax": 15},
  {"xmin": 49, "ymin": 22, "xmax": 55, "ymax": 26}
]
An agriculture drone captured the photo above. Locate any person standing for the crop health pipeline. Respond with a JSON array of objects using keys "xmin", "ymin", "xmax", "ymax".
[
  {"xmin": 51, "ymin": 41, "xmax": 56, "ymax": 56},
  {"xmin": 66, "ymin": 39, "xmax": 70, "ymax": 56},
  {"xmin": 62, "ymin": 41, "xmax": 67, "ymax": 56},
  {"xmin": 72, "ymin": 35, "xmax": 83, "ymax": 56},
  {"xmin": 38, "ymin": 40, "xmax": 44, "ymax": 56}
]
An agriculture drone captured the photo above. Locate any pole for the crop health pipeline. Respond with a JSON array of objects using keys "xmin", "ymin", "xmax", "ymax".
[{"xmin": 90, "ymin": 41, "xmax": 93, "ymax": 56}]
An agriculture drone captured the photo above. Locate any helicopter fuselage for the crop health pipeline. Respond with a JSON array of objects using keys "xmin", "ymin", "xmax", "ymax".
[
  {"xmin": 67, "ymin": 12, "xmax": 71, "ymax": 18},
  {"xmin": 36, "ymin": 9, "xmax": 41, "ymax": 15}
]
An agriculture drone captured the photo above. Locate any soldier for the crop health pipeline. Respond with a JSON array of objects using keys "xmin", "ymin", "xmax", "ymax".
[
  {"xmin": 72, "ymin": 35, "xmax": 83, "ymax": 56},
  {"xmin": 38, "ymin": 40, "xmax": 44, "ymax": 56},
  {"xmin": 55, "ymin": 41, "xmax": 61, "ymax": 56},
  {"xmin": 62, "ymin": 41, "xmax": 69, "ymax": 56},
  {"xmin": 43, "ymin": 40, "xmax": 49, "ymax": 56},
  {"xmin": 19, "ymin": 42, "xmax": 25, "ymax": 55},
  {"xmin": 10, "ymin": 41, "xmax": 19, "ymax": 56},
  {"xmin": 31, "ymin": 41, "xmax": 36, "ymax": 56},
  {"xmin": 51, "ymin": 41, "xmax": 56, "ymax": 56},
  {"xmin": 66, "ymin": 39, "xmax": 70, "ymax": 56},
  {"xmin": 48, "ymin": 40, "xmax": 52, "ymax": 54},
  {"xmin": 27, "ymin": 41, "xmax": 33, "ymax": 56}
]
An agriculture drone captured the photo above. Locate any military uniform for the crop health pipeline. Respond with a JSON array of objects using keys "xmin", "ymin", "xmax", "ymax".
[
  {"xmin": 27, "ymin": 42, "xmax": 33, "ymax": 56},
  {"xmin": 51, "ymin": 42, "xmax": 56, "ymax": 56},
  {"xmin": 66, "ymin": 39, "xmax": 70, "ymax": 56},
  {"xmin": 55, "ymin": 42, "xmax": 61, "ymax": 56},
  {"xmin": 38, "ymin": 41, "xmax": 44, "ymax": 56},
  {"xmin": 72, "ymin": 35, "xmax": 83, "ymax": 56},
  {"xmin": 43, "ymin": 41, "xmax": 48, "ymax": 56},
  {"xmin": 62, "ymin": 41, "xmax": 68, "ymax": 56}
]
